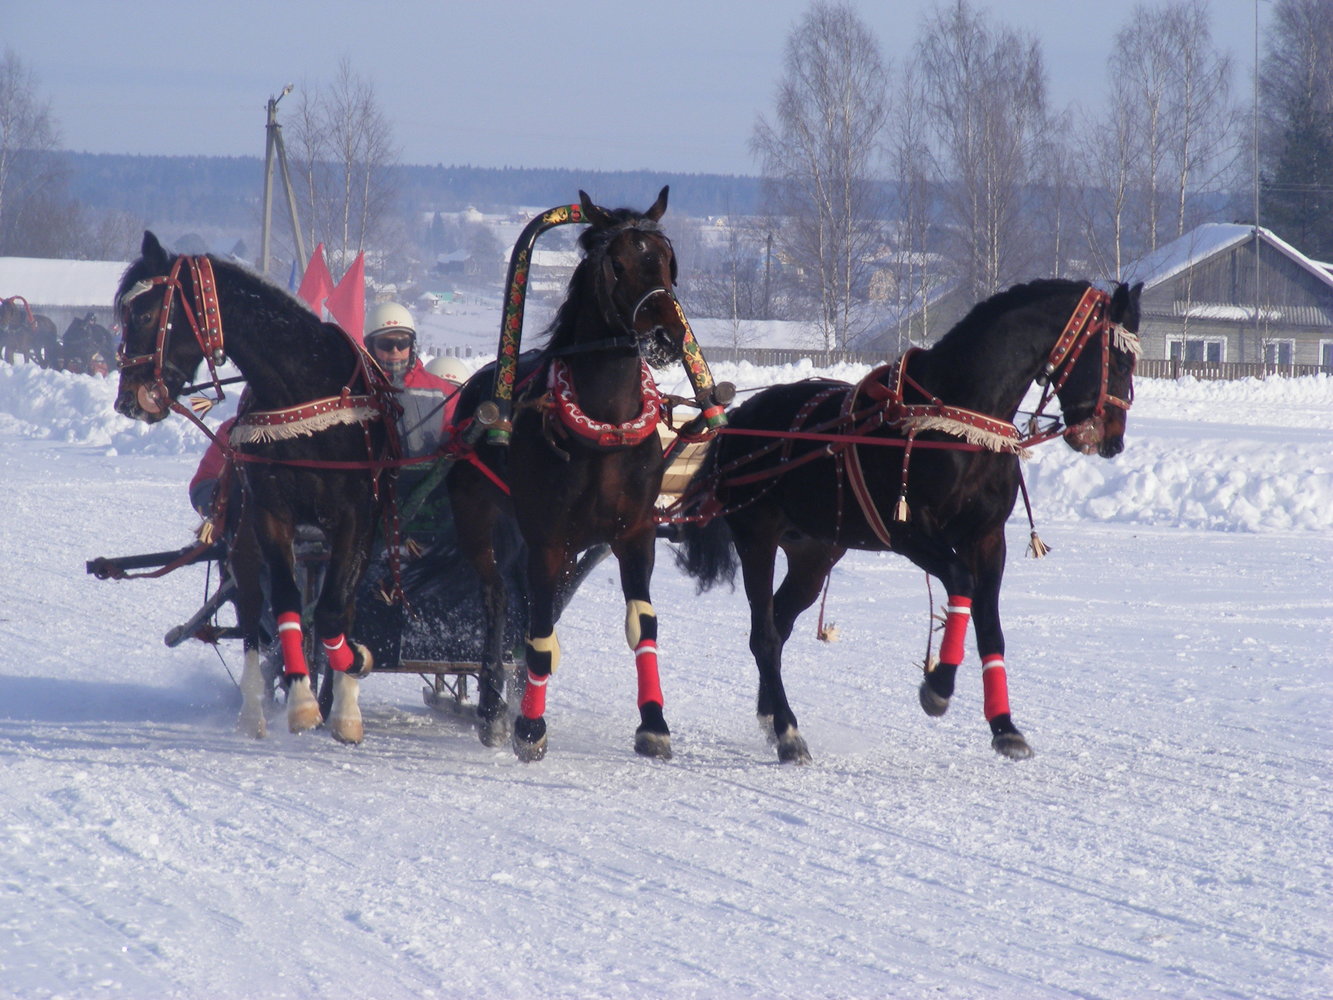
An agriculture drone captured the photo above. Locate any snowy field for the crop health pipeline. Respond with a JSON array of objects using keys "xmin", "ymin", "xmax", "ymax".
[{"xmin": 0, "ymin": 360, "xmax": 1329, "ymax": 999}]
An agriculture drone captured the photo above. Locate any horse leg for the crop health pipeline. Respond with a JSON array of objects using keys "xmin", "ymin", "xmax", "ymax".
[
  {"xmin": 310, "ymin": 517, "xmax": 376, "ymax": 746},
  {"xmin": 730, "ymin": 517, "xmax": 809, "ymax": 763},
  {"xmin": 614, "ymin": 528, "xmax": 671, "ymax": 760},
  {"xmin": 967, "ymin": 533, "xmax": 1033, "ymax": 760},
  {"xmin": 229, "ymin": 512, "xmax": 268, "ymax": 739},
  {"xmin": 512, "ymin": 542, "xmax": 563, "ymax": 762},
  {"xmin": 892, "ymin": 533, "xmax": 974, "ymax": 719},
  {"xmin": 451, "ymin": 479, "xmax": 512, "ymax": 747},
  {"xmin": 255, "ymin": 524, "xmax": 322, "ymax": 734},
  {"xmin": 764, "ymin": 537, "xmax": 846, "ymax": 763}
]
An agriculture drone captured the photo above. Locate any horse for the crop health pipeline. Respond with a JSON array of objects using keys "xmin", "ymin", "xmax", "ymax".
[
  {"xmin": 114, "ymin": 231, "xmax": 394, "ymax": 744},
  {"xmin": 447, "ymin": 186, "xmax": 694, "ymax": 761},
  {"xmin": 59, "ymin": 312, "xmax": 115, "ymax": 375},
  {"xmin": 676, "ymin": 278, "xmax": 1144, "ymax": 764},
  {"xmin": 0, "ymin": 296, "xmax": 59, "ymax": 367}
]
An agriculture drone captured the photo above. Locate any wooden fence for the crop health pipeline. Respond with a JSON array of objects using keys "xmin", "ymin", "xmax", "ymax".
[
  {"xmin": 1135, "ymin": 359, "xmax": 1332, "ymax": 380},
  {"xmin": 703, "ymin": 348, "xmax": 1330, "ymax": 381}
]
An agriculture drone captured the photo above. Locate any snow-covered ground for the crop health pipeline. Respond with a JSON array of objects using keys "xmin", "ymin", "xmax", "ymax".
[{"xmin": 0, "ymin": 360, "xmax": 1329, "ymax": 999}]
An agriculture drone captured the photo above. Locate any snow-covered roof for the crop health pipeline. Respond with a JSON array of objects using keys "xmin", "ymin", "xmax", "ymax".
[
  {"xmin": 1123, "ymin": 223, "xmax": 1333, "ymax": 294},
  {"xmin": 0, "ymin": 257, "xmax": 129, "ymax": 310}
]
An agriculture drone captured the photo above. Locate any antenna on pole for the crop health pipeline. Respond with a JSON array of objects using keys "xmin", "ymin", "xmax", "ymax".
[{"xmin": 260, "ymin": 84, "xmax": 307, "ymax": 278}]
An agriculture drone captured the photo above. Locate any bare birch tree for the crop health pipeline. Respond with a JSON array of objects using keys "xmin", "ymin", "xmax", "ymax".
[
  {"xmin": 1164, "ymin": 0, "xmax": 1238, "ymax": 238},
  {"xmin": 289, "ymin": 58, "xmax": 399, "ymax": 275},
  {"xmin": 0, "ymin": 49, "xmax": 67, "ymax": 256},
  {"xmin": 917, "ymin": 0, "xmax": 1049, "ymax": 299},
  {"xmin": 751, "ymin": 1, "xmax": 890, "ymax": 350},
  {"xmin": 1104, "ymin": 1, "xmax": 1237, "ymax": 255},
  {"xmin": 884, "ymin": 54, "xmax": 937, "ymax": 350}
]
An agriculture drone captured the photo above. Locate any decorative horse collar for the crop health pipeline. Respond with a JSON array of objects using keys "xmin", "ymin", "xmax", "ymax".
[{"xmin": 547, "ymin": 357, "xmax": 662, "ymax": 449}]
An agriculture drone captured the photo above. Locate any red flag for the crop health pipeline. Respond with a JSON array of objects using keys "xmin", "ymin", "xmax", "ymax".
[
  {"xmin": 326, "ymin": 252, "xmax": 365, "ymax": 341},
  {"xmin": 296, "ymin": 244, "xmax": 334, "ymax": 316}
]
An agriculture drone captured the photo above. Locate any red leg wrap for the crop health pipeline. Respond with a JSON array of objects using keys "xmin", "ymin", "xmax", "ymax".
[
  {"xmin": 321, "ymin": 634, "xmax": 353, "ymax": 673},
  {"xmin": 277, "ymin": 611, "xmax": 307, "ymax": 676},
  {"xmin": 520, "ymin": 671, "xmax": 548, "ymax": 720},
  {"xmin": 940, "ymin": 596, "xmax": 972, "ymax": 665},
  {"xmin": 982, "ymin": 655, "xmax": 1011, "ymax": 719},
  {"xmin": 635, "ymin": 640, "xmax": 663, "ymax": 708}
]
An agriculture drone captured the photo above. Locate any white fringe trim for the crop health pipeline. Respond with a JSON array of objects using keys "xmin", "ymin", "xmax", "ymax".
[
  {"xmin": 230, "ymin": 405, "xmax": 378, "ymax": 444},
  {"xmin": 900, "ymin": 415, "xmax": 1030, "ymax": 457}
]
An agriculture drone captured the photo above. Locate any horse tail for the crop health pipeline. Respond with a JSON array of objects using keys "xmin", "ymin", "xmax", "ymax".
[
  {"xmin": 672, "ymin": 447, "xmax": 738, "ymax": 591},
  {"xmin": 674, "ymin": 512, "xmax": 737, "ymax": 592}
]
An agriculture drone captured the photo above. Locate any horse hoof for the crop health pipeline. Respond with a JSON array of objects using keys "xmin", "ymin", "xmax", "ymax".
[
  {"xmin": 478, "ymin": 711, "xmax": 511, "ymax": 748},
  {"xmin": 237, "ymin": 711, "xmax": 267, "ymax": 740},
  {"xmin": 634, "ymin": 729, "xmax": 673, "ymax": 760},
  {"xmin": 330, "ymin": 714, "xmax": 364, "ymax": 745},
  {"xmin": 777, "ymin": 729, "xmax": 812, "ymax": 765},
  {"xmin": 918, "ymin": 680, "xmax": 951, "ymax": 717},
  {"xmin": 513, "ymin": 716, "xmax": 547, "ymax": 762},
  {"xmin": 992, "ymin": 732, "xmax": 1034, "ymax": 760},
  {"xmin": 329, "ymin": 671, "xmax": 363, "ymax": 745},
  {"xmin": 348, "ymin": 642, "xmax": 374, "ymax": 679},
  {"xmin": 286, "ymin": 678, "xmax": 322, "ymax": 733}
]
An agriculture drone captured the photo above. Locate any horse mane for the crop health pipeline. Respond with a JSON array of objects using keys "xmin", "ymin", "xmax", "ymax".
[
  {"xmin": 932, "ymin": 278, "xmax": 1089, "ymax": 356},
  {"xmin": 542, "ymin": 210, "xmax": 665, "ymax": 355}
]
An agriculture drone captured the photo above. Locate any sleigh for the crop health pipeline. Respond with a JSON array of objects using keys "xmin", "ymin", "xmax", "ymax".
[{"xmin": 85, "ymin": 466, "xmax": 610, "ymax": 716}]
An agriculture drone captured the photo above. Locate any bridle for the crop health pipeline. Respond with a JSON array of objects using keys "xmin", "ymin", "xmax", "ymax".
[
  {"xmin": 577, "ymin": 226, "xmax": 683, "ymax": 360},
  {"xmin": 116, "ymin": 255, "xmax": 228, "ymax": 425},
  {"xmin": 1024, "ymin": 286, "xmax": 1141, "ymax": 446}
]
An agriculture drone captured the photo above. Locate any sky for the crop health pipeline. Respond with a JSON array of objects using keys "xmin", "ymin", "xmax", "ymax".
[{"xmin": 12, "ymin": 0, "xmax": 1266, "ymax": 176}]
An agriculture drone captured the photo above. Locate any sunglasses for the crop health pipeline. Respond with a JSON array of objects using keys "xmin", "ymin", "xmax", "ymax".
[{"xmin": 371, "ymin": 336, "xmax": 413, "ymax": 352}]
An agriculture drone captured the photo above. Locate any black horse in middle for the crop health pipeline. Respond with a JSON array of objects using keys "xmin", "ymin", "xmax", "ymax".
[{"xmin": 448, "ymin": 187, "xmax": 696, "ymax": 762}]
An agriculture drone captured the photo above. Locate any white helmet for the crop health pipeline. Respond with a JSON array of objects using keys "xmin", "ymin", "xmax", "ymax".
[
  {"xmin": 365, "ymin": 301, "xmax": 416, "ymax": 342},
  {"xmin": 425, "ymin": 355, "xmax": 471, "ymax": 385}
]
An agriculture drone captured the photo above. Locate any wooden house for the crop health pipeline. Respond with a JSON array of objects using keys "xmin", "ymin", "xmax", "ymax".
[{"xmin": 1124, "ymin": 223, "xmax": 1333, "ymax": 372}]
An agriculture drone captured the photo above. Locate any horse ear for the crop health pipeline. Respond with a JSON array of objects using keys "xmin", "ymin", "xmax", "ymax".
[
  {"xmin": 646, "ymin": 185, "xmax": 669, "ymax": 222},
  {"xmin": 579, "ymin": 190, "xmax": 616, "ymax": 229},
  {"xmin": 1130, "ymin": 281, "xmax": 1144, "ymax": 301},
  {"xmin": 142, "ymin": 231, "xmax": 169, "ymax": 268}
]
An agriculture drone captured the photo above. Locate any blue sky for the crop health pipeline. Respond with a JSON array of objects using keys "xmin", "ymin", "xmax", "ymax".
[{"xmin": 11, "ymin": 0, "xmax": 1265, "ymax": 176}]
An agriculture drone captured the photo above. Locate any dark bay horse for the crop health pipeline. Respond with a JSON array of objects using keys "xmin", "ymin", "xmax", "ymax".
[
  {"xmin": 677, "ymin": 279, "xmax": 1143, "ymax": 763},
  {"xmin": 0, "ymin": 296, "xmax": 58, "ymax": 366},
  {"xmin": 448, "ymin": 187, "xmax": 696, "ymax": 761},
  {"xmin": 114, "ymin": 232, "xmax": 393, "ymax": 744}
]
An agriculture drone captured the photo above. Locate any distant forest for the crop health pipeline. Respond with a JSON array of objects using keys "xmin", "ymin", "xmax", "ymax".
[{"xmin": 64, "ymin": 152, "xmax": 764, "ymax": 232}]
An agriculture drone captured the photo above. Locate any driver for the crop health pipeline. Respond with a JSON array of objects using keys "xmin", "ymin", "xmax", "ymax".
[{"xmin": 363, "ymin": 301, "xmax": 460, "ymax": 454}]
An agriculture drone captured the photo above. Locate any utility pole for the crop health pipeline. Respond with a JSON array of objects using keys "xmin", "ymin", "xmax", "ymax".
[{"xmin": 260, "ymin": 84, "xmax": 307, "ymax": 277}]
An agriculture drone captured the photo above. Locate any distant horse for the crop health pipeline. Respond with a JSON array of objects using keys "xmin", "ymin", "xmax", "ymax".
[
  {"xmin": 448, "ymin": 187, "xmax": 694, "ymax": 761},
  {"xmin": 677, "ymin": 279, "xmax": 1143, "ymax": 763},
  {"xmin": 114, "ymin": 232, "xmax": 394, "ymax": 744},
  {"xmin": 59, "ymin": 312, "xmax": 115, "ymax": 375},
  {"xmin": 0, "ymin": 296, "xmax": 59, "ymax": 367}
]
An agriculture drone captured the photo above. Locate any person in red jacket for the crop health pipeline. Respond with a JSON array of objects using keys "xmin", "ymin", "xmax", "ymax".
[{"xmin": 363, "ymin": 302, "xmax": 461, "ymax": 453}]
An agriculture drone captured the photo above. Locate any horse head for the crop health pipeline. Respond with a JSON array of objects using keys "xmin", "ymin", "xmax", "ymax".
[
  {"xmin": 1054, "ymin": 281, "xmax": 1143, "ymax": 458},
  {"xmin": 113, "ymin": 232, "xmax": 211, "ymax": 422},
  {"xmin": 567, "ymin": 186, "xmax": 686, "ymax": 369}
]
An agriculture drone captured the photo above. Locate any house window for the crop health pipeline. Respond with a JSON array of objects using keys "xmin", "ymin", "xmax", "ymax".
[
  {"xmin": 1321, "ymin": 341, "xmax": 1333, "ymax": 370},
  {"xmin": 1263, "ymin": 340, "xmax": 1295, "ymax": 366},
  {"xmin": 1168, "ymin": 337, "xmax": 1224, "ymax": 363}
]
